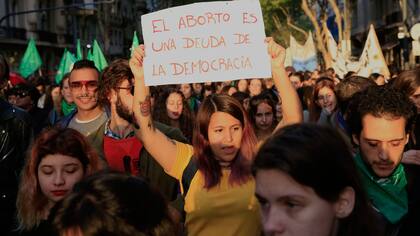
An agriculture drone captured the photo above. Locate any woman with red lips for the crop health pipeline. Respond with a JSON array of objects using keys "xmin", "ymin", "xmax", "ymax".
[
  {"xmin": 309, "ymin": 78, "xmax": 338, "ymax": 124},
  {"xmin": 153, "ymin": 87, "xmax": 194, "ymax": 143},
  {"xmin": 129, "ymin": 37, "xmax": 302, "ymax": 236},
  {"xmin": 16, "ymin": 127, "xmax": 101, "ymax": 235}
]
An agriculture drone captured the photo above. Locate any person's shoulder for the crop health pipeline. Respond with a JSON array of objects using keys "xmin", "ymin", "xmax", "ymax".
[
  {"xmin": 56, "ymin": 109, "xmax": 78, "ymax": 127},
  {"xmin": 0, "ymin": 99, "xmax": 31, "ymax": 124},
  {"xmin": 154, "ymin": 121, "xmax": 188, "ymax": 142}
]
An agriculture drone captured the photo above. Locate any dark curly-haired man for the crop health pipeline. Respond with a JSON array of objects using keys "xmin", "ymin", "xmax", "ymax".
[{"xmin": 348, "ymin": 86, "xmax": 420, "ymax": 236}]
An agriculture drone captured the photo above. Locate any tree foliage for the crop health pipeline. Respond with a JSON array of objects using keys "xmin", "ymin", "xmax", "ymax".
[{"xmin": 260, "ymin": 0, "xmax": 313, "ymax": 47}]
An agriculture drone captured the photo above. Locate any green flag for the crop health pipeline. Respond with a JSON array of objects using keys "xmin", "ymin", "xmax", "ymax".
[
  {"xmin": 55, "ymin": 49, "xmax": 77, "ymax": 84},
  {"xmin": 19, "ymin": 38, "xmax": 42, "ymax": 78},
  {"xmin": 130, "ymin": 31, "xmax": 139, "ymax": 56},
  {"xmin": 76, "ymin": 39, "xmax": 83, "ymax": 60},
  {"xmin": 87, "ymin": 47, "xmax": 93, "ymax": 61},
  {"xmin": 91, "ymin": 40, "xmax": 108, "ymax": 71}
]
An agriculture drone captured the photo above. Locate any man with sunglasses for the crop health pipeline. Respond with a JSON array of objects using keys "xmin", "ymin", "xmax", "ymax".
[
  {"xmin": 6, "ymin": 83, "xmax": 49, "ymax": 136},
  {"xmin": 98, "ymin": 59, "xmax": 187, "ymax": 203},
  {"xmin": 57, "ymin": 60, "xmax": 108, "ymax": 163}
]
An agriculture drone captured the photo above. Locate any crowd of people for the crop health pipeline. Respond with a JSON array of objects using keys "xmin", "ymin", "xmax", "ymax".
[{"xmin": 0, "ymin": 36, "xmax": 420, "ymax": 236}]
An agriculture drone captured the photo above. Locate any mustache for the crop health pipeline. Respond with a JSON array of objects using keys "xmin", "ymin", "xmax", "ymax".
[
  {"xmin": 77, "ymin": 95, "xmax": 96, "ymax": 99},
  {"xmin": 373, "ymin": 160, "xmax": 394, "ymax": 166}
]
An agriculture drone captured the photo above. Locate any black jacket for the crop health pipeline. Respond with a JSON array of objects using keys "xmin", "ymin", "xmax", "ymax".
[{"xmin": 0, "ymin": 99, "xmax": 33, "ymax": 235}]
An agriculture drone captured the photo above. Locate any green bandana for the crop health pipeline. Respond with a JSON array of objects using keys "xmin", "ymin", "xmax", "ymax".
[
  {"xmin": 354, "ymin": 153, "xmax": 408, "ymax": 223},
  {"xmin": 61, "ymin": 100, "xmax": 76, "ymax": 116}
]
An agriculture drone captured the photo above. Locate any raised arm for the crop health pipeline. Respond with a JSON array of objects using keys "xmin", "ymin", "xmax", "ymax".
[
  {"xmin": 130, "ymin": 45, "xmax": 178, "ymax": 172},
  {"xmin": 266, "ymin": 37, "xmax": 303, "ymax": 132}
]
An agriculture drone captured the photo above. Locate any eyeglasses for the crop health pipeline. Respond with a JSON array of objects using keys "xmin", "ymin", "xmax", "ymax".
[
  {"xmin": 70, "ymin": 80, "xmax": 98, "ymax": 91},
  {"xmin": 116, "ymin": 85, "xmax": 134, "ymax": 95}
]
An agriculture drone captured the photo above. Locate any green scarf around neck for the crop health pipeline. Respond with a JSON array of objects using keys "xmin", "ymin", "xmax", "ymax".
[
  {"xmin": 61, "ymin": 100, "xmax": 76, "ymax": 117},
  {"xmin": 354, "ymin": 153, "xmax": 408, "ymax": 224}
]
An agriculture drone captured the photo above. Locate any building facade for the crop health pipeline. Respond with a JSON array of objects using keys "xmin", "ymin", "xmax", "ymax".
[
  {"xmin": 0, "ymin": 0, "xmax": 148, "ymax": 81},
  {"xmin": 350, "ymin": 0, "xmax": 420, "ymax": 68}
]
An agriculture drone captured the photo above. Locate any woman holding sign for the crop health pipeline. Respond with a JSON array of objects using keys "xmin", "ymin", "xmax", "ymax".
[{"xmin": 129, "ymin": 38, "xmax": 302, "ymax": 236}]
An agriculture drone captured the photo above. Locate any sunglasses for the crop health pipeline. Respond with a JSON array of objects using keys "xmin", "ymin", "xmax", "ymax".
[
  {"xmin": 70, "ymin": 80, "xmax": 99, "ymax": 91},
  {"xmin": 12, "ymin": 91, "xmax": 29, "ymax": 98},
  {"xmin": 116, "ymin": 85, "xmax": 135, "ymax": 95}
]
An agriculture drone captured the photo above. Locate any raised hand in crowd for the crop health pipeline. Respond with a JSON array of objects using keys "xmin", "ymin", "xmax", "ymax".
[{"xmin": 265, "ymin": 37, "xmax": 302, "ymax": 133}]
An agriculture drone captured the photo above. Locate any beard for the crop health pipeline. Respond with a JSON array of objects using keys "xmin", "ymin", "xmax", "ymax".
[{"xmin": 116, "ymin": 95, "xmax": 134, "ymax": 124}]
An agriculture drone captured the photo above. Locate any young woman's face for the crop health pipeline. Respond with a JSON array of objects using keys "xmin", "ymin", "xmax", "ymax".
[
  {"xmin": 237, "ymin": 79, "xmax": 248, "ymax": 92},
  {"xmin": 166, "ymin": 92, "xmax": 183, "ymax": 120},
  {"xmin": 38, "ymin": 154, "xmax": 85, "ymax": 203},
  {"xmin": 289, "ymin": 75, "xmax": 302, "ymax": 89},
  {"xmin": 180, "ymin": 84, "xmax": 192, "ymax": 99},
  {"xmin": 192, "ymin": 83, "xmax": 203, "ymax": 95},
  {"xmin": 207, "ymin": 112, "xmax": 243, "ymax": 164},
  {"xmin": 249, "ymin": 79, "xmax": 262, "ymax": 97},
  {"xmin": 61, "ymin": 78, "xmax": 73, "ymax": 103},
  {"xmin": 316, "ymin": 87, "xmax": 337, "ymax": 113},
  {"xmin": 255, "ymin": 102, "xmax": 274, "ymax": 131},
  {"xmin": 255, "ymin": 169, "xmax": 340, "ymax": 236}
]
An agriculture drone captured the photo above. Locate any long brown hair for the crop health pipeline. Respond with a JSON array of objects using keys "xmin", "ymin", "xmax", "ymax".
[
  {"xmin": 193, "ymin": 94, "xmax": 257, "ymax": 188},
  {"xmin": 309, "ymin": 78, "xmax": 336, "ymax": 122},
  {"xmin": 16, "ymin": 127, "xmax": 101, "ymax": 231},
  {"xmin": 152, "ymin": 86, "xmax": 194, "ymax": 142}
]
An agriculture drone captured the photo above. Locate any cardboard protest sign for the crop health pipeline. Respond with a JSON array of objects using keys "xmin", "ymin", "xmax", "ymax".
[{"xmin": 141, "ymin": 1, "xmax": 271, "ymax": 86}]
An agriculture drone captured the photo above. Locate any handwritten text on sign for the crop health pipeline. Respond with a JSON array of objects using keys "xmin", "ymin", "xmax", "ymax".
[{"xmin": 141, "ymin": 1, "xmax": 271, "ymax": 86}]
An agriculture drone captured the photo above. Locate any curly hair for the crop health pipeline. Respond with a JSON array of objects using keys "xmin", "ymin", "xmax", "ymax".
[
  {"xmin": 348, "ymin": 86, "xmax": 416, "ymax": 137},
  {"xmin": 16, "ymin": 127, "xmax": 101, "ymax": 231},
  {"xmin": 53, "ymin": 171, "xmax": 175, "ymax": 236},
  {"xmin": 98, "ymin": 59, "xmax": 133, "ymax": 108},
  {"xmin": 335, "ymin": 75, "xmax": 376, "ymax": 115}
]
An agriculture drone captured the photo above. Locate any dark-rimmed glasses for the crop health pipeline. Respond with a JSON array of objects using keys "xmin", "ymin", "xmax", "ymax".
[
  {"xmin": 14, "ymin": 91, "xmax": 29, "ymax": 98},
  {"xmin": 116, "ymin": 85, "xmax": 134, "ymax": 95}
]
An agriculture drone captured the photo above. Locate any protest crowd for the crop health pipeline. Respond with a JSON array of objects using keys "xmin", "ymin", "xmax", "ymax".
[{"xmin": 2, "ymin": 2, "xmax": 420, "ymax": 236}]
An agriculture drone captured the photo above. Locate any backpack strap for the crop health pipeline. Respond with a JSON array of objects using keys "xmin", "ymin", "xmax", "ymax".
[{"xmin": 181, "ymin": 156, "xmax": 198, "ymax": 197}]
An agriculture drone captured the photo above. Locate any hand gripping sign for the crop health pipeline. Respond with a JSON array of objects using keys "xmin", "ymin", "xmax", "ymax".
[{"xmin": 141, "ymin": 1, "xmax": 271, "ymax": 86}]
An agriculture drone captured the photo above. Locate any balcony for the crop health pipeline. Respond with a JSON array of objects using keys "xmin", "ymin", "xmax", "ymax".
[
  {"xmin": 0, "ymin": 27, "xmax": 27, "ymax": 40},
  {"xmin": 36, "ymin": 30, "xmax": 58, "ymax": 44}
]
